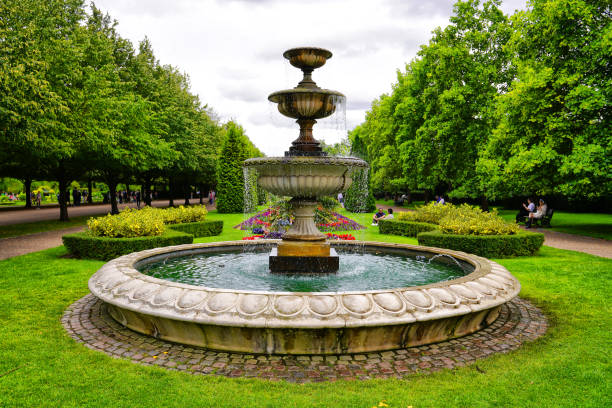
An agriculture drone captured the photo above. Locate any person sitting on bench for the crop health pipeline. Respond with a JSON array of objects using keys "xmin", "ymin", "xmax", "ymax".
[
  {"xmin": 526, "ymin": 199, "xmax": 547, "ymax": 228},
  {"xmin": 516, "ymin": 197, "xmax": 535, "ymax": 223}
]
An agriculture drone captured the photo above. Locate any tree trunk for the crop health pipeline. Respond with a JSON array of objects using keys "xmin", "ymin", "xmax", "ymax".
[
  {"xmin": 108, "ymin": 181, "xmax": 119, "ymax": 215},
  {"xmin": 424, "ymin": 190, "xmax": 431, "ymax": 204},
  {"xmin": 405, "ymin": 190, "xmax": 412, "ymax": 204},
  {"xmin": 199, "ymin": 183, "xmax": 204, "ymax": 205},
  {"xmin": 481, "ymin": 196, "xmax": 489, "ymax": 212},
  {"xmin": 24, "ymin": 178, "xmax": 32, "ymax": 208},
  {"xmin": 168, "ymin": 179, "xmax": 174, "ymax": 207},
  {"xmin": 58, "ymin": 177, "xmax": 69, "ymax": 221},
  {"xmin": 144, "ymin": 179, "xmax": 152, "ymax": 206},
  {"xmin": 184, "ymin": 183, "xmax": 190, "ymax": 206},
  {"xmin": 125, "ymin": 181, "xmax": 131, "ymax": 204},
  {"xmin": 87, "ymin": 179, "xmax": 93, "ymax": 204}
]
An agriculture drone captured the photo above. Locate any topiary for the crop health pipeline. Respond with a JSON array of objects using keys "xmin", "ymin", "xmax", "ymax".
[
  {"xmin": 344, "ymin": 168, "xmax": 376, "ymax": 213},
  {"xmin": 216, "ymin": 123, "xmax": 249, "ymax": 213}
]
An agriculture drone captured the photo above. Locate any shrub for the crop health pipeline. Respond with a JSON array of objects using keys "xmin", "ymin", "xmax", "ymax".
[
  {"xmin": 416, "ymin": 229, "xmax": 545, "ymax": 258},
  {"xmin": 161, "ymin": 205, "xmax": 208, "ymax": 224},
  {"xmin": 86, "ymin": 207, "xmax": 165, "ymax": 238},
  {"xmin": 403, "ymin": 202, "xmax": 456, "ymax": 224},
  {"xmin": 378, "ymin": 219, "xmax": 438, "ymax": 237},
  {"xmin": 169, "ymin": 220, "xmax": 223, "ymax": 238},
  {"xmin": 318, "ymin": 196, "xmax": 339, "ymax": 210},
  {"xmin": 62, "ymin": 229, "xmax": 193, "ymax": 260},
  {"xmin": 344, "ymin": 168, "xmax": 376, "ymax": 213},
  {"xmin": 403, "ymin": 203, "xmax": 519, "ymax": 236},
  {"xmin": 439, "ymin": 206, "xmax": 519, "ymax": 235},
  {"xmin": 217, "ymin": 123, "xmax": 250, "ymax": 213}
]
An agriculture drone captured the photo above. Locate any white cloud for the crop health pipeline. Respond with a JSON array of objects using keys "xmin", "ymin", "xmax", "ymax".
[{"xmin": 93, "ymin": 0, "xmax": 527, "ymax": 156}]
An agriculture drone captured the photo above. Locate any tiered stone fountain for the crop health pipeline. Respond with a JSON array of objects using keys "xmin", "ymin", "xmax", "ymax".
[
  {"xmin": 245, "ymin": 47, "xmax": 367, "ymax": 273},
  {"xmin": 87, "ymin": 47, "xmax": 521, "ymax": 355}
]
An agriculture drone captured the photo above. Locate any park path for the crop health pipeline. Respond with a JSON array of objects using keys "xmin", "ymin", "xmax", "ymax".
[
  {"xmin": 0, "ymin": 226, "xmax": 85, "ymax": 260},
  {"xmin": 0, "ymin": 199, "xmax": 212, "ymax": 226}
]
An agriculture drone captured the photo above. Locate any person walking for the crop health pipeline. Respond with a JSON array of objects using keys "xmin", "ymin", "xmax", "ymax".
[
  {"xmin": 135, "ymin": 190, "xmax": 141, "ymax": 209},
  {"xmin": 36, "ymin": 191, "xmax": 41, "ymax": 209}
]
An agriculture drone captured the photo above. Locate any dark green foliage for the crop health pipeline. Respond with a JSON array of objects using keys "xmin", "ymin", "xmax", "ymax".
[
  {"xmin": 344, "ymin": 169, "xmax": 376, "ymax": 213},
  {"xmin": 216, "ymin": 123, "xmax": 259, "ymax": 213},
  {"xmin": 378, "ymin": 220, "xmax": 438, "ymax": 237},
  {"xmin": 168, "ymin": 220, "xmax": 223, "ymax": 238},
  {"xmin": 62, "ymin": 229, "xmax": 193, "ymax": 260},
  {"xmin": 416, "ymin": 229, "xmax": 545, "ymax": 258}
]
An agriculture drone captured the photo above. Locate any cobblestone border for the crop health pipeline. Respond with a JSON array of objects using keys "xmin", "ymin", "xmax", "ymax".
[{"xmin": 62, "ymin": 294, "xmax": 547, "ymax": 382}]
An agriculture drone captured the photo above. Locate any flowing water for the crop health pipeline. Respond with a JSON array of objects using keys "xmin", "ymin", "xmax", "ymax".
[{"xmin": 139, "ymin": 249, "xmax": 468, "ymax": 292}]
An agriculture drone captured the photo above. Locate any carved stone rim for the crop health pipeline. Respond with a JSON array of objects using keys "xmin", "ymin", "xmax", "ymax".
[
  {"xmin": 88, "ymin": 241, "xmax": 520, "ymax": 329},
  {"xmin": 244, "ymin": 156, "xmax": 368, "ymax": 168}
]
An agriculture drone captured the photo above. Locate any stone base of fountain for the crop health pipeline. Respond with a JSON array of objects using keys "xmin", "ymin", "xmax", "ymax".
[{"xmin": 269, "ymin": 247, "xmax": 339, "ymax": 273}]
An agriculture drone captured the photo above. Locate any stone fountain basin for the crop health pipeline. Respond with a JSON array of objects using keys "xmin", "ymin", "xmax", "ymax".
[
  {"xmin": 268, "ymin": 88, "xmax": 345, "ymax": 120},
  {"xmin": 244, "ymin": 156, "xmax": 367, "ymax": 197},
  {"xmin": 88, "ymin": 240, "xmax": 520, "ymax": 355}
]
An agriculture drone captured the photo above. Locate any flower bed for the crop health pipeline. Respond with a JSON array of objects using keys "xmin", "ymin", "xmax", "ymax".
[{"xmin": 237, "ymin": 204, "xmax": 364, "ymax": 240}]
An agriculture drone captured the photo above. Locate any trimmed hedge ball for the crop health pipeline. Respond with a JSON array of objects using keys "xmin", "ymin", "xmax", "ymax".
[{"xmin": 416, "ymin": 229, "xmax": 545, "ymax": 258}]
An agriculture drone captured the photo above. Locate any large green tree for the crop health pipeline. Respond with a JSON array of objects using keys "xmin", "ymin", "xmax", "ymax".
[{"xmin": 478, "ymin": 0, "xmax": 611, "ymax": 200}]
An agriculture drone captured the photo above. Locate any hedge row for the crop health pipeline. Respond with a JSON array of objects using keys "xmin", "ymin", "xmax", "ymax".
[
  {"xmin": 378, "ymin": 219, "xmax": 438, "ymax": 237},
  {"xmin": 168, "ymin": 220, "xmax": 223, "ymax": 238},
  {"xmin": 62, "ymin": 229, "xmax": 194, "ymax": 261},
  {"xmin": 416, "ymin": 229, "xmax": 545, "ymax": 258}
]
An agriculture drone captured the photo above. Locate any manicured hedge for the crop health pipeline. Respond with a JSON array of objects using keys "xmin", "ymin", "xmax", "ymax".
[
  {"xmin": 62, "ymin": 229, "xmax": 193, "ymax": 261},
  {"xmin": 168, "ymin": 220, "xmax": 223, "ymax": 238},
  {"xmin": 378, "ymin": 219, "xmax": 438, "ymax": 237},
  {"xmin": 416, "ymin": 229, "xmax": 545, "ymax": 258}
]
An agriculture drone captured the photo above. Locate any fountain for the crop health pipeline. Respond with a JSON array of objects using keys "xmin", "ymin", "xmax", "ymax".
[
  {"xmin": 245, "ymin": 47, "xmax": 367, "ymax": 273},
  {"xmin": 87, "ymin": 47, "xmax": 521, "ymax": 355}
]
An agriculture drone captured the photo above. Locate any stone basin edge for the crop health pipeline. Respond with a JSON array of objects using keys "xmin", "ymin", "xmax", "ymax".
[{"xmin": 88, "ymin": 240, "xmax": 520, "ymax": 329}]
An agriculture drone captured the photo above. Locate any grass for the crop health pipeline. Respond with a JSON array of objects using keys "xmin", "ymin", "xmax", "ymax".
[
  {"xmin": 0, "ymin": 216, "xmax": 91, "ymax": 239},
  {"xmin": 0, "ymin": 210, "xmax": 611, "ymax": 406},
  {"xmin": 497, "ymin": 209, "xmax": 612, "ymax": 240}
]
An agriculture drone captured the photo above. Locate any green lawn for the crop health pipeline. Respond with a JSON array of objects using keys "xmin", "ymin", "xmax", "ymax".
[
  {"xmin": 0, "ymin": 210, "xmax": 610, "ymax": 407},
  {"xmin": 497, "ymin": 209, "xmax": 612, "ymax": 240}
]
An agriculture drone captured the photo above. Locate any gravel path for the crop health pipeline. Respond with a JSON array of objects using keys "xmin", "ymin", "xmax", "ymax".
[{"xmin": 0, "ymin": 226, "xmax": 85, "ymax": 260}]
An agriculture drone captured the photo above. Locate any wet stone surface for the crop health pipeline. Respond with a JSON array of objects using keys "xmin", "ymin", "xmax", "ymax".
[{"xmin": 62, "ymin": 294, "xmax": 547, "ymax": 382}]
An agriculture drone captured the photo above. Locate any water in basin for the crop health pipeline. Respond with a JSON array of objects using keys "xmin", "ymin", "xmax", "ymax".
[{"xmin": 139, "ymin": 250, "xmax": 469, "ymax": 292}]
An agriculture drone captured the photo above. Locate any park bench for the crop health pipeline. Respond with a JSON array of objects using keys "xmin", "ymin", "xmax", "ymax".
[{"xmin": 527, "ymin": 208, "xmax": 554, "ymax": 228}]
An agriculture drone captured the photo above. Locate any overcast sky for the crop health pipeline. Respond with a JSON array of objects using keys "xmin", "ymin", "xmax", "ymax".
[{"xmin": 93, "ymin": 0, "xmax": 527, "ymax": 156}]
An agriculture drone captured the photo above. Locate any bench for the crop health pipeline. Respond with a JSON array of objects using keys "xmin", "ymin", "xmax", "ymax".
[{"xmin": 530, "ymin": 208, "xmax": 554, "ymax": 228}]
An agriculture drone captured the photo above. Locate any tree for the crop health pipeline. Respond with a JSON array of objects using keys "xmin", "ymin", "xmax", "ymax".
[
  {"xmin": 216, "ymin": 123, "xmax": 252, "ymax": 213},
  {"xmin": 479, "ymin": 0, "xmax": 611, "ymax": 200}
]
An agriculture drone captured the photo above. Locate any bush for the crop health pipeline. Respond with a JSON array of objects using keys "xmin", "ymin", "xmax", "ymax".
[
  {"xmin": 62, "ymin": 229, "xmax": 193, "ymax": 260},
  {"xmin": 378, "ymin": 219, "xmax": 438, "ymax": 237},
  {"xmin": 217, "ymin": 123, "xmax": 250, "ymax": 213},
  {"xmin": 318, "ymin": 196, "xmax": 339, "ymax": 210},
  {"xmin": 402, "ymin": 203, "xmax": 519, "ymax": 236},
  {"xmin": 400, "ymin": 202, "xmax": 455, "ymax": 224},
  {"xmin": 344, "ymin": 168, "xmax": 376, "ymax": 213},
  {"xmin": 161, "ymin": 205, "xmax": 208, "ymax": 224},
  {"xmin": 438, "ymin": 206, "xmax": 519, "ymax": 235},
  {"xmin": 169, "ymin": 220, "xmax": 223, "ymax": 238},
  {"xmin": 87, "ymin": 207, "xmax": 165, "ymax": 238},
  {"xmin": 416, "ymin": 229, "xmax": 545, "ymax": 258}
]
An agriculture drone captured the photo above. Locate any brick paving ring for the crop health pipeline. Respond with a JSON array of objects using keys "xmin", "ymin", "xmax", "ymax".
[{"xmin": 62, "ymin": 294, "xmax": 547, "ymax": 382}]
